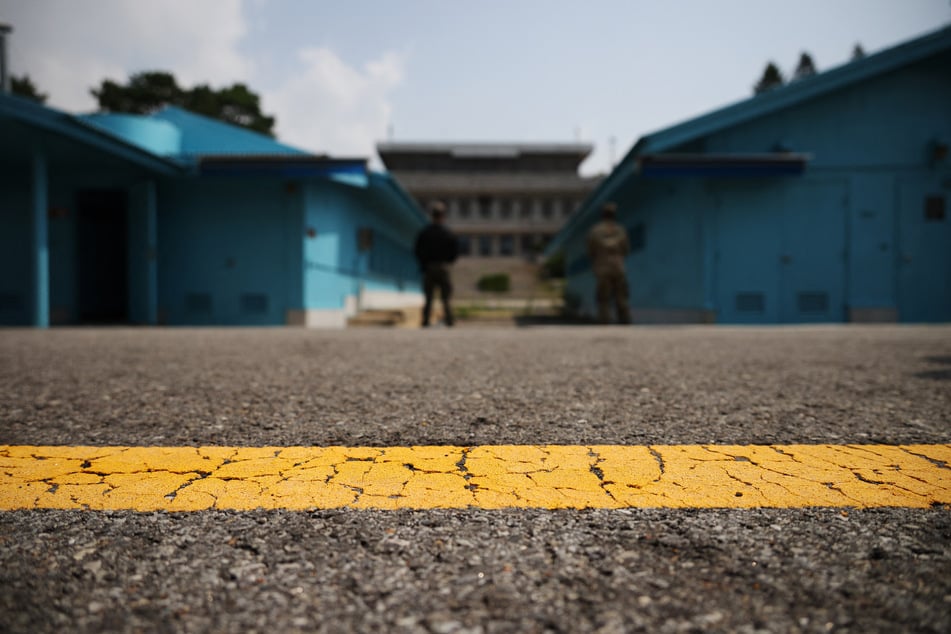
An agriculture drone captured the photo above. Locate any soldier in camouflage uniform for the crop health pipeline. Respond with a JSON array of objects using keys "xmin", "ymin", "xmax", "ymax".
[{"xmin": 587, "ymin": 202, "xmax": 631, "ymax": 324}]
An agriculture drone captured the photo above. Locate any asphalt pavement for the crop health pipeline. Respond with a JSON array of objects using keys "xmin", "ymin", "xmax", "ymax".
[{"xmin": 1, "ymin": 324, "xmax": 950, "ymax": 632}]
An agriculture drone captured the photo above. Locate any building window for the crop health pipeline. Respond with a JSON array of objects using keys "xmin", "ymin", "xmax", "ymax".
[
  {"xmin": 357, "ymin": 227, "xmax": 374, "ymax": 252},
  {"xmin": 540, "ymin": 199, "xmax": 554, "ymax": 219},
  {"xmin": 457, "ymin": 234, "xmax": 471, "ymax": 256},
  {"xmin": 499, "ymin": 199, "xmax": 513, "ymax": 220},
  {"xmin": 499, "ymin": 234, "xmax": 515, "ymax": 256},
  {"xmin": 456, "ymin": 198, "xmax": 470, "ymax": 220},
  {"xmin": 925, "ymin": 195, "xmax": 946, "ymax": 221},
  {"xmin": 519, "ymin": 199, "xmax": 534, "ymax": 219},
  {"xmin": 520, "ymin": 234, "xmax": 537, "ymax": 255},
  {"xmin": 561, "ymin": 198, "xmax": 581, "ymax": 218},
  {"xmin": 478, "ymin": 196, "xmax": 493, "ymax": 220},
  {"xmin": 478, "ymin": 235, "xmax": 493, "ymax": 256}
]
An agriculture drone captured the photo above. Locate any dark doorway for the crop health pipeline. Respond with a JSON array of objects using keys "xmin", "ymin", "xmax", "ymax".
[{"xmin": 77, "ymin": 190, "xmax": 128, "ymax": 323}]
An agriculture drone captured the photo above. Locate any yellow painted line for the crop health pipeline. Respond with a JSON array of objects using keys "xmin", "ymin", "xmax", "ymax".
[{"xmin": 1, "ymin": 444, "xmax": 949, "ymax": 511}]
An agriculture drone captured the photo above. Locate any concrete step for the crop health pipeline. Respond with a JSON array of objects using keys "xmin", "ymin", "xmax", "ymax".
[
  {"xmin": 347, "ymin": 307, "xmax": 428, "ymax": 328},
  {"xmin": 347, "ymin": 309, "xmax": 407, "ymax": 328}
]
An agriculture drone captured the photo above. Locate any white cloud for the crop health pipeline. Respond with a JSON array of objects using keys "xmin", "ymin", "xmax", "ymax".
[
  {"xmin": 4, "ymin": 0, "xmax": 250, "ymax": 112},
  {"xmin": 265, "ymin": 48, "xmax": 405, "ymax": 162},
  {"xmin": 3, "ymin": 1, "xmax": 404, "ymax": 162}
]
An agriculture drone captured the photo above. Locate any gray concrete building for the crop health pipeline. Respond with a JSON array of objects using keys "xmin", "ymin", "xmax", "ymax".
[{"xmin": 377, "ymin": 142, "xmax": 602, "ymax": 297}]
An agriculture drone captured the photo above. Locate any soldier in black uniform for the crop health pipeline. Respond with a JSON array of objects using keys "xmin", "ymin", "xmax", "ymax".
[{"xmin": 414, "ymin": 201, "xmax": 459, "ymax": 327}]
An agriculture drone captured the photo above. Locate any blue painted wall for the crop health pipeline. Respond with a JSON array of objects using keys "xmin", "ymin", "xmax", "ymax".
[
  {"xmin": 2, "ymin": 102, "xmax": 424, "ymax": 328},
  {"xmin": 301, "ymin": 178, "xmax": 421, "ymax": 312},
  {"xmin": 1, "ymin": 166, "xmax": 421, "ymax": 327},
  {"xmin": 564, "ymin": 179, "xmax": 711, "ymax": 322},
  {"xmin": 0, "ymin": 144, "xmax": 157, "ymax": 325},
  {"xmin": 152, "ymin": 174, "xmax": 420, "ymax": 326},
  {"xmin": 158, "ymin": 178, "xmax": 300, "ymax": 325},
  {"xmin": 563, "ymin": 46, "xmax": 951, "ymax": 323},
  {"xmin": 303, "ymin": 180, "xmax": 352, "ymax": 310}
]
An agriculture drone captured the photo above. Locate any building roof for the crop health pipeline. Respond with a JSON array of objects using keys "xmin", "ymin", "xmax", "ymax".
[
  {"xmin": 0, "ymin": 92, "xmax": 185, "ymax": 175},
  {"xmin": 632, "ymin": 25, "xmax": 951, "ymax": 156},
  {"xmin": 378, "ymin": 141, "xmax": 595, "ymax": 175},
  {"xmin": 546, "ymin": 25, "xmax": 951, "ymax": 255},
  {"xmin": 0, "ymin": 93, "xmax": 426, "ymax": 236},
  {"xmin": 367, "ymin": 171, "xmax": 430, "ymax": 231},
  {"xmin": 1, "ymin": 92, "xmax": 425, "ymax": 227},
  {"xmin": 377, "ymin": 141, "xmax": 594, "ymax": 158},
  {"xmin": 80, "ymin": 106, "xmax": 308, "ymax": 160},
  {"xmin": 149, "ymin": 106, "xmax": 308, "ymax": 158}
]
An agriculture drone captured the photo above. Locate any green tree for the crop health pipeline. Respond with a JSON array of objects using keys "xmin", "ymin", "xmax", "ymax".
[
  {"xmin": 11, "ymin": 74, "xmax": 47, "ymax": 103},
  {"xmin": 753, "ymin": 62, "xmax": 785, "ymax": 94},
  {"xmin": 792, "ymin": 52, "xmax": 818, "ymax": 81},
  {"xmin": 90, "ymin": 71, "xmax": 276, "ymax": 136},
  {"xmin": 91, "ymin": 71, "xmax": 182, "ymax": 114},
  {"xmin": 192, "ymin": 83, "xmax": 275, "ymax": 135}
]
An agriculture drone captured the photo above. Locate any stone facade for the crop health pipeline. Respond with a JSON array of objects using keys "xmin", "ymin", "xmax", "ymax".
[{"xmin": 377, "ymin": 143, "xmax": 602, "ymax": 262}]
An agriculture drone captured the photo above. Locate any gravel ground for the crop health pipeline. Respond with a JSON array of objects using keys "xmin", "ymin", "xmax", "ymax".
[
  {"xmin": 1, "ymin": 325, "xmax": 950, "ymax": 632},
  {"xmin": 1, "ymin": 325, "xmax": 949, "ymax": 447}
]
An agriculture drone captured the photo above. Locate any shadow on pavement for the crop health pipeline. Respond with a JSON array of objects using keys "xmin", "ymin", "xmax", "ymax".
[{"xmin": 914, "ymin": 355, "xmax": 951, "ymax": 381}]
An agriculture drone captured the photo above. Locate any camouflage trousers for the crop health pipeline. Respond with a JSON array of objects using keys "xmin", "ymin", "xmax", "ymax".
[{"xmin": 595, "ymin": 270, "xmax": 631, "ymax": 324}]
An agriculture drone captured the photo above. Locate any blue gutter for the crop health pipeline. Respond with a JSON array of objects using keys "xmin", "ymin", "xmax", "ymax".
[
  {"xmin": 636, "ymin": 153, "xmax": 809, "ymax": 177},
  {"xmin": 198, "ymin": 156, "xmax": 368, "ymax": 180}
]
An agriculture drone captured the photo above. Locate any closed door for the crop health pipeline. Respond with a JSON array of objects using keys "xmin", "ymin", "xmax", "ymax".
[
  {"xmin": 779, "ymin": 181, "xmax": 848, "ymax": 323},
  {"xmin": 715, "ymin": 184, "xmax": 783, "ymax": 323},
  {"xmin": 77, "ymin": 190, "xmax": 129, "ymax": 323},
  {"xmin": 897, "ymin": 175, "xmax": 951, "ymax": 322},
  {"xmin": 715, "ymin": 180, "xmax": 847, "ymax": 324}
]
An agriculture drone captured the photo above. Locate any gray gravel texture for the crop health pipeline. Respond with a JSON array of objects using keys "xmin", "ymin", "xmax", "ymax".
[
  {"xmin": 1, "ymin": 325, "xmax": 950, "ymax": 633},
  {"xmin": 2, "ymin": 325, "xmax": 950, "ymax": 447}
]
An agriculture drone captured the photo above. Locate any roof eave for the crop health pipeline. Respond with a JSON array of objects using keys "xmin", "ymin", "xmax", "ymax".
[
  {"xmin": 547, "ymin": 25, "xmax": 951, "ymax": 256},
  {"xmin": 370, "ymin": 171, "xmax": 428, "ymax": 229},
  {"xmin": 640, "ymin": 25, "xmax": 951, "ymax": 154},
  {"xmin": 0, "ymin": 96, "xmax": 187, "ymax": 176}
]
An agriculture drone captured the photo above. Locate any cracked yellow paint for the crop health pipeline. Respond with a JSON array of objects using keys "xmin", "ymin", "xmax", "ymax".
[{"xmin": 0, "ymin": 444, "xmax": 949, "ymax": 511}]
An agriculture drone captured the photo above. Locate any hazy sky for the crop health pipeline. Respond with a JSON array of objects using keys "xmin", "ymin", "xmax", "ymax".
[{"xmin": 2, "ymin": 0, "xmax": 949, "ymax": 174}]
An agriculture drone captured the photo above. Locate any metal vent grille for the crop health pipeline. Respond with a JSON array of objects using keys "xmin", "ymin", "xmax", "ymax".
[
  {"xmin": 735, "ymin": 292, "xmax": 765, "ymax": 313},
  {"xmin": 798, "ymin": 292, "xmax": 829, "ymax": 314},
  {"xmin": 241, "ymin": 293, "xmax": 268, "ymax": 314},
  {"xmin": 184, "ymin": 293, "xmax": 212, "ymax": 314}
]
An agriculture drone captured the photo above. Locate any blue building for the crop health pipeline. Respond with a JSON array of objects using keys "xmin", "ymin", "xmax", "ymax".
[
  {"xmin": 0, "ymin": 98, "xmax": 425, "ymax": 328},
  {"xmin": 550, "ymin": 27, "xmax": 951, "ymax": 324}
]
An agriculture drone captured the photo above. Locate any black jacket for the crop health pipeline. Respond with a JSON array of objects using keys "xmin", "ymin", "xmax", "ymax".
[{"xmin": 414, "ymin": 223, "xmax": 459, "ymax": 268}]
